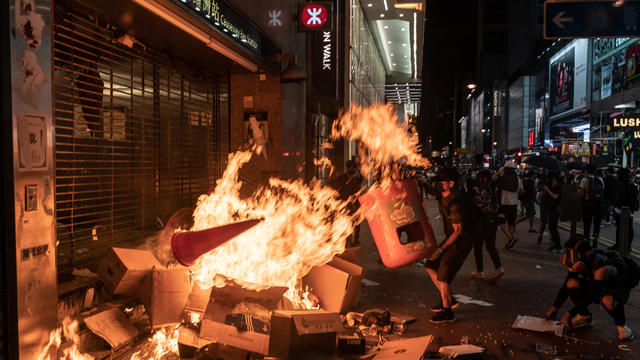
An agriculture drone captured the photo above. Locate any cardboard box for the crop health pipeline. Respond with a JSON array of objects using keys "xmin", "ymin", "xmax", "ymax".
[
  {"xmin": 178, "ymin": 326, "xmax": 214, "ymax": 359},
  {"xmin": 97, "ymin": 247, "xmax": 162, "ymax": 295},
  {"xmin": 83, "ymin": 308, "xmax": 139, "ymax": 349},
  {"xmin": 269, "ymin": 310, "xmax": 342, "ymax": 358},
  {"xmin": 304, "ymin": 256, "xmax": 363, "ymax": 313},
  {"xmin": 185, "ymin": 283, "xmax": 213, "ymax": 324},
  {"xmin": 374, "ymin": 335, "xmax": 434, "ymax": 359},
  {"xmin": 337, "ymin": 246, "xmax": 361, "ymax": 264},
  {"xmin": 140, "ymin": 267, "xmax": 191, "ymax": 328},
  {"xmin": 337, "ymin": 332, "xmax": 366, "ymax": 355},
  {"xmin": 199, "ymin": 286, "xmax": 287, "ymax": 355}
]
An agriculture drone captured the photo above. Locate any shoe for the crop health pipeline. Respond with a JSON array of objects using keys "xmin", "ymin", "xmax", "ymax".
[
  {"xmin": 547, "ymin": 246, "xmax": 563, "ymax": 253},
  {"xmin": 430, "ymin": 298, "xmax": 459, "ymax": 312},
  {"xmin": 487, "ymin": 268, "xmax": 504, "ymax": 283},
  {"xmin": 429, "ymin": 309, "xmax": 456, "ymax": 323},
  {"xmin": 617, "ymin": 325, "xmax": 634, "ymax": 341},
  {"xmin": 470, "ymin": 271, "xmax": 485, "ymax": 279},
  {"xmin": 571, "ymin": 314, "xmax": 594, "ymax": 328}
]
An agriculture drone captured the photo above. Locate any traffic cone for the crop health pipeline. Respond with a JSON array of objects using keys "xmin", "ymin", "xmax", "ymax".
[{"xmin": 171, "ymin": 218, "xmax": 263, "ymax": 266}]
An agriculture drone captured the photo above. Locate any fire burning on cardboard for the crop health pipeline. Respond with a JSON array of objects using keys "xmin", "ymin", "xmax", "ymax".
[{"xmin": 37, "ymin": 318, "xmax": 93, "ymax": 360}]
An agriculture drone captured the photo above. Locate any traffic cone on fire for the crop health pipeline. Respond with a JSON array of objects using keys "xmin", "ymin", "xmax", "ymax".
[{"xmin": 171, "ymin": 218, "xmax": 263, "ymax": 266}]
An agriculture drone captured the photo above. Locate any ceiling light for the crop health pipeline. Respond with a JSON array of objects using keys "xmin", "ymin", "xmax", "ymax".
[
  {"xmin": 401, "ymin": 28, "xmax": 405, "ymax": 31},
  {"xmin": 399, "ymin": 13, "xmax": 404, "ymax": 17},
  {"xmin": 395, "ymin": 2, "xmax": 423, "ymax": 10},
  {"xmin": 388, "ymin": 41, "xmax": 392, "ymax": 44},
  {"xmin": 380, "ymin": 13, "xmax": 385, "ymax": 17},
  {"xmin": 390, "ymin": 53, "xmax": 394, "ymax": 56},
  {"xmin": 402, "ymin": 43, "xmax": 407, "ymax": 46},
  {"xmin": 404, "ymin": 55, "xmax": 408, "ymax": 58},
  {"xmin": 368, "ymin": 3, "xmax": 373, "ymax": 7},
  {"xmin": 384, "ymin": 25, "xmax": 389, "ymax": 29},
  {"xmin": 393, "ymin": 63, "xmax": 396, "ymax": 66},
  {"xmin": 383, "ymin": 0, "xmax": 389, "ymax": 11}
]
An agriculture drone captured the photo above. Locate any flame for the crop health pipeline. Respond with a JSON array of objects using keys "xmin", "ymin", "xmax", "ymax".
[
  {"xmin": 189, "ymin": 150, "xmax": 358, "ymax": 303},
  {"xmin": 313, "ymin": 156, "xmax": 335, "ymax": 177},
  {"xmin": 331, "ymin": 103, "xmax": 430, "ymax": 188},
  {"xmin": 36, "ymin": 317, "xmax": 93, "ymax": 360},
  {"xmin": 130, "ymin": 327, "xmax": 179, "ymax": 360}
]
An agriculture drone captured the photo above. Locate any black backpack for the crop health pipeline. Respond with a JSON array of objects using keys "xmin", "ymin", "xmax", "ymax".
[
  {"xmin": 587, "ymin": 176, "xmax": 604, "ymax": 204},
  {"xmin": 602, "ymin": 251, "xmax": 640, "ymax": 290},
  {"xmin": 630, "ymin": 183, "xmax": 639, "ymax": 212}
]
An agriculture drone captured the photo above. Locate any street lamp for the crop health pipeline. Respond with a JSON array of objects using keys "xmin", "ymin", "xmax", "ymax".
[
  {"xmin": 481, "ymin": 129, "xmax": 486, "ymax": 133},
  {"xmin": 493, "ymin": 142, "xmax": 498, "ymax": 146},
  {"xmin": 466, "ymin": 83, "xmax": 477, "ymax": 90}
]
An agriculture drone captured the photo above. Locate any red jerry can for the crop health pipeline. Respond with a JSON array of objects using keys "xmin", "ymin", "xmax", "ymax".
[{"xmin": 358, "ymin": 179, "xmax": 437, "ymax": 268}]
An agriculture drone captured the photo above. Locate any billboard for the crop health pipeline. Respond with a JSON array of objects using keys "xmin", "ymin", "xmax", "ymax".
[
  {"xmin": 470, "ymin": 92, "xmax": 484, "ymax": 154},
  {"xmin": 626, "ymin": 43, "xmax": 640, "ymax": 82},
  {"xmin": 601, "ymin": 63, "xmax": 613, "ymax": 100},
  {"xmin": 549, "ymin": 39, "xmax": 588, "ymax": 118}
]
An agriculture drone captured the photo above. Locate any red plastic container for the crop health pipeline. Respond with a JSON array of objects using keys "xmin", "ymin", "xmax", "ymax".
[{"xmin": 358, "ymin": 180, "xmax": 437, "ymax": 268}]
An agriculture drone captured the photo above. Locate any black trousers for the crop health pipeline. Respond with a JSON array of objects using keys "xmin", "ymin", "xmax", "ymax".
[
  {"xmin": 583, "ymin": 203, "xmax": 602, "ymax": 243},
  {"xmin": 615, "ymin": 213, "xmax": 634, "ymax": 248},
  {"xmin": 544, "ymin": 206, "xmax": 561, "ymax": 249},
  {"xmin": 473, "ymin": 218, "xmax": 501, "ymax": 272}
]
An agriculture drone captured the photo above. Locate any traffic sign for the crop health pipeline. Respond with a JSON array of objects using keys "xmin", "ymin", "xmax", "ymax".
[
  {"xmin": 544, "ymin": 0, "xmax": 640, "ymax": 39},
  {"xmin": 298, "ymin": 2, "xmax": 332, "ymax": 32}
]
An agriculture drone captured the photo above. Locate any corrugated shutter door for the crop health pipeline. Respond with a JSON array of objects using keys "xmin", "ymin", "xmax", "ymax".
[{"xmin": 53, "ymin": 3, "xmax": 221, "ymax": 283}]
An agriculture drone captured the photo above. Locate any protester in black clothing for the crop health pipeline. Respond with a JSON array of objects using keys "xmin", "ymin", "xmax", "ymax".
[
  {"xmin": 546, "ymin": 236, "xmax": 634, "ymax": 341},
  {"xmin": 579, "ymin": 164, "xmax": 604, "ymax": 248},
  {"xmin": 516, "ymin": 171, "xmax": 537, "ymax": 233},
  {"xmin": 610, "ymin": 168, "xmax": 637, "ymax": 251},
  {"xmin": 540, "ymin": 173, "xmax": 563, "ymax": 252},
  {"xmin": 603, "ymin": 167, "xmax": 620, "ymax": 225},
  {"xmin": 470, "ymin": 170, "xmax": 504, "ymax": 282},
  {"xmin": 425, "ymin": 168, "xmax": 478, "ymax": 323}
]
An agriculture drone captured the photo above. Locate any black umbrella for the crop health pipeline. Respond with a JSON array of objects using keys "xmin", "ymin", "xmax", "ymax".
[
  {"xmin": 523, "ymin": 155, "xmax": 562, "ymax": 173},
  {"xmin": 565, "ymin": 162, "xmax": 586, "ymax": 171}
]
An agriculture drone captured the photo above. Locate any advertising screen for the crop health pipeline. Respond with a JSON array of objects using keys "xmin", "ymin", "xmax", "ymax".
[
  {"xmin": 626, "ymin": 43, "xmax": 640, "ymax": 82},
  {"xmin": 549, "ymin": 39, "xmax": 588, "ymax": 119}
]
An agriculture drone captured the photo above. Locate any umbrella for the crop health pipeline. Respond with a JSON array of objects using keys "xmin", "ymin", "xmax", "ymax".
[
  {"xmin": 565, "ymin": 162, "xmax": 586, "ymax": 171},
  {"xmin": 522, "ymin": 155, "xmax": 562, "ymax": 173}
]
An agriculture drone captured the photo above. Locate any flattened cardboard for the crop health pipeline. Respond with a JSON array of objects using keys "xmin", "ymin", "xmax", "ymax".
[
  {"xmin": 83, "ymin": 308, "xmax": 139, "ymax": 349},
  {"xmin": 97, "ymin": 247, "xmax": 162, "ymax": 295},
  {"xmin": 337, "ymin": 246, "xmax": 361, "ymax": 264},
  {"xmin": 178, "ymin": 326, "xmax": 214, "ymax": 358},
  {"xmin": 304, "ymin": 256, "xmax": 363, "ymax": 313},
  {"xmin": 439, "ymin": 344, "xmax": 486, "ymax": 358},
  {"xmin": 140, "ymin": 267, "xmax": 191, "ymax": 328},
  {"xmin": 185, "ymin": 283, "xmax": 213, "ymax": 314},
  {"xmin": 374, "ymin": 335, "xmax": 434, "ymax": 360},
  {"xmin": 512, "ymin": 315, "xmax": 564, "ymax": 337},
  {"xmin": 269, "ymin": 310, "xmax": 342, "ymax": 358}
]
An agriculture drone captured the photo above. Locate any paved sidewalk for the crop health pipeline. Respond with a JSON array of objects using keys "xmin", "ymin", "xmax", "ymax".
[{"xmin": 353, "ymin": 198, "xmax": 639, "ymax": 359}]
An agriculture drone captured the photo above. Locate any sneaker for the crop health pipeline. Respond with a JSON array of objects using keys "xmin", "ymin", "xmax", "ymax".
[
  {"xmin": 571, "ymin": 314, "xmax": 594, "ymax": 328},
  {"xmin": 487, "ymin": 268, "xmax": 505, "ymax": 283},
  {"xmin": 617, "ymin": 325, "xmax": 634, "ymax": 341},
  {"xmin": 470, "ymin": 271, "xmax": 485, "ymax": 279},
  {"xmin": 429, "ymin": 309, "xmax": 456, "ymax": 324},
  {"xmin": 430, "ymin": 298, "xmax": 459, "ymax": 312},
  {"xmin": 547, "ymin": 245, "xmax": 563, "ymax": 253}
]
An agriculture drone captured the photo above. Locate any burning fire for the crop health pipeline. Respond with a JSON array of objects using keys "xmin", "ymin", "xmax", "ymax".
[
  {"xmin": 189, "ymin": 150, "xmax": 358, "ymax": 299},
  {"xmin": 36, "ymin": 317, "xmax": 93, "ymax": 360},
  {"xmin": 130, "ymin": 327, "xmax": 179, "ymax": 360},
  {"xmin": 331, "ymin": 103, "xmax": 430, "ymax": 188}
]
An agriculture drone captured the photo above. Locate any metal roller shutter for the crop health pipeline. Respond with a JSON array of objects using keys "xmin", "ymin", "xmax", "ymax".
[{"xmin": 53, "ymin": 2, "xmax": 222, "ymax": 283}]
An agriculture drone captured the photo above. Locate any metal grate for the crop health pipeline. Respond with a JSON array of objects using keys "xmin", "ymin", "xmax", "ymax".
[{"xmin": 53, "ymin": 3, "xmax": 222, "ymax": 283}]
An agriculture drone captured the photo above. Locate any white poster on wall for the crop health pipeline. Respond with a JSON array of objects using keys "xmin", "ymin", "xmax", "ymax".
[
  {"xmin": 549, "ymin": 39, "xmax": 588, "ymax": 119},
  {"xmin": 601, "ymin": 63, "xmax": 613, "ymax": 100}
]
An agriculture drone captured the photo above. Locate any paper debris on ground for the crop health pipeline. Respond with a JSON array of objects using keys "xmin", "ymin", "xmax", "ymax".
[
  {"xmin": 512, "ymin": 315, "xmax": 564, "ymax": 337},
  {"xmin": 361, "ymin": 278, "xmax": 381, "ymax": 286},
  {"xmin": 439, "ymin": 344, "xmax": 485, "ymax": 358},
  {"xmin": 84, "ymin": 308, "xmax": 139, "ymax": 348},
  {"xmin": 453, "ymin": 294, "xmax": 493, "ymax": 307},
  {"xmin": 373, "ymin": 335, "xmax": 434, "ymax": 359}
]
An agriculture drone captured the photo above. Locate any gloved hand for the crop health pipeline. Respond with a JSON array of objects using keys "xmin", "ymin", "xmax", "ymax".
[
  {"xmin": 560, "ymin": 312, "xmax": 573, "ymax": 331},
  {"xmin": 428, "ymin": 247, "xmax": 444, "ymax": 262},
  {"xmin": 545, "ymin": 306, "xmax": 558, "ymax": 321}
]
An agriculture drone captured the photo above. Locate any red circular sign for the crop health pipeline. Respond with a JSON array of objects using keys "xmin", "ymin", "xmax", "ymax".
[{"xmin": 300, "ymin": 4, "xmax": 328, "ymax": 28}]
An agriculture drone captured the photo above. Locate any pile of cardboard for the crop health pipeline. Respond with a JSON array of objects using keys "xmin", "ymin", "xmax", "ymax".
[{"xmin": 88, "ymin": 246, "xmax": 365, "ymax": 358}]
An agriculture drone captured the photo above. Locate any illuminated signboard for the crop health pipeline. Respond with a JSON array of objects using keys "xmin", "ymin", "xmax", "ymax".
[
  {"xmin": 611, "ymin": 114, "xmax": 640, "ymax": 129},
  {"xmin": 175, "ymin": 0, "xmax": 268, "ymax": 55},
  {"xmin": 549, "ymin": 39, "xmax": 588, "ymax": 118},
  {"xmin": 298, "ymin": 2, "xmax": 332, "ymax": 32}
]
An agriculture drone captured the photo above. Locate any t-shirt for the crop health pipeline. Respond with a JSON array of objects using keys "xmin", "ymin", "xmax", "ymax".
[
  {"xmin": 439, "ymin": 192, "xmax": 479, "ymax": 239},
  {"xmin": 579, "ymin": 176, "xmax": 604, "ymax": 202},
  {"xmin": 500, "ymin": 177, "xmax": 522, "ymax": 205},
  {"xmin": 542, "ymin": 183, "xmax": 561, "ymax": 209},
  {"xmin": 521, "ymin": 177, "xmax": 536, "ymax": 202}
]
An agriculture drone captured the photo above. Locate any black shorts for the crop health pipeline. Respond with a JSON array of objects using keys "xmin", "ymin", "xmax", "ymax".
[
  {"xmin": 522, "ymin": 200, "xmax": 535, "ymax": 217},
  {"xmin": 499, "ymin": 205, "xmax": 517, "ymax": 226},
  {"xmin": 425, "ymin": 240, "xmax": 473, "ymax": 284}
]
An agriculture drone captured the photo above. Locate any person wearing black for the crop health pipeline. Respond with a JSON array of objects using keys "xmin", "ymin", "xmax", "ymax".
[
  {"xmin": 610, "ymin": 168, "xmax": 637, "ymax": 251},
  {"xmin": 546, "ymin": 236, "xmax": 634, "ymax": 341},
  {"xmin": 603, "ymin": 167, "xmax": 620, "ymax": 225},
  {"xmin": 579, "ymin": 164, "xmax": 604, "ymax": 248},
  {"xmin": 540, "ymin": 173, "xmax": 563, "ymax": 252},
  {"xmin": 516, "ymin": 171, "xmax": 537, "ymax": 233},
  {"xmin": 470, "ymin": 170, "xmax": 504, "ymax": 282},
  {"xmin": 425, "ymin": 168, "xmax": 478, "ymax": 323}
]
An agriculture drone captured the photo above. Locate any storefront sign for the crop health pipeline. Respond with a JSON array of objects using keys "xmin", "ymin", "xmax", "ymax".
[
  {"xmin": 561, "ymin": 142, "xmax": 595, "ymax": 156},
  {"xmin": 611, "ymin": 114, "xmax": 640, "ymax": 129},
  {"xmin": 176, "ymin": 0, "xmax": 271, "ymax": 56},
  {"xmin": 626, "ymin": 43, "xmax": 640, "ymax": 82},
  {"xmin": 310, "ymin": 28, "xmax": 337, "ymax": 101},
  {"xmin": 298, "ymin": 2, "xmax": 332, "ymax": 32},
  {"xmin": 528, "ymin": 130, "xmax": 535, "ymax": 147}
]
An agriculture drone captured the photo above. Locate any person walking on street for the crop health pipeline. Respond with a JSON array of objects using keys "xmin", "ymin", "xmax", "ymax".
[
  {"xmin": 603, "ymin": 167, "xmax": 619, "ymax": 225},
  {"xmin": 492, "ymin": 161, "xmax": 522, "ymax": 249},
  {"xmin": 579, "ymin": 164, "xmax": 604, "ymax": 248},
  {"xmin": 610, "ymin": 168, "xmax": 638, "ymax": 251},
  {"xmin": 470, "ymin": 170, "xmax": 504, "ymax": 282},
  {"xmin": 425, "ymin": 168, "xmax": 478, "ymax": 323},
  {"xmin": 516, "ymin": 171, "xmax": 537, "ymax": 233},
  {"xmin": 540, "ymin": 173, "xmax": 563, "ymax": 252}
]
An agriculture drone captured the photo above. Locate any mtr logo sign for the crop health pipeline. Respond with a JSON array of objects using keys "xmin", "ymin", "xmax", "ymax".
[{"xmin": 298, "ymin": 2, "xmax": 332, "ymax": 32}]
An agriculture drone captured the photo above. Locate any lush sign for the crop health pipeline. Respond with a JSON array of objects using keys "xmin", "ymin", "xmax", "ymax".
[{"xmin": 612, "ymin": 115, "xmax": 640, "ymax": 129}]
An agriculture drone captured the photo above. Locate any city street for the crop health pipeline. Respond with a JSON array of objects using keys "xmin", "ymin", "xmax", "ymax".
[{"xmin": 353, "ymin": 198, "xmax": 639, "ymax": 359}]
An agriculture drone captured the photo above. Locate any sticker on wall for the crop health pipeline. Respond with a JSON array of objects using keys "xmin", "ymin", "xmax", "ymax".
[
  {"xmin": 243, "ymin": 111, "xmax": 270, "ymax": 159},
  {"xmin": 15, "ymin": 0, "xmax": 45, "ymax": 50},
  {"xmin": 17, "ymin": 113, "xmax": 47, "ymax": 171}
]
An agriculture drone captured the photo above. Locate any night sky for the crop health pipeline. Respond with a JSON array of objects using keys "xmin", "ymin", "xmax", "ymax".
[{"xmin": 421, "ymin": 0, "xmax": 478, "ymax": 150}]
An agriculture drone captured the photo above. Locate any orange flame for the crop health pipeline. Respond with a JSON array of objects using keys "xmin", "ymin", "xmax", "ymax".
[
  {"xmin": 36, "ymin": 317, "xmax": 93, "ymax": 360},
  {"xmin": 188, "ymin": 150, "xmax": 357, "ymax": 302},
  {"xmin": 331, "ymin": 103, "xmax": 430, "ymax": 188},
  {"xmin": 130, "ymin": 327, "xmax": 179, "ymax": 360}
]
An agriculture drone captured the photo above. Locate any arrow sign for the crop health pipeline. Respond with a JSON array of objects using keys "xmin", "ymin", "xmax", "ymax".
[
  {"xmin": 552, "ymin": 11, "xmax": 573, "ymax": 29},
  {"xmin": 545, "ymin": 0, "xmax": 640, "ymax": 39}
]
